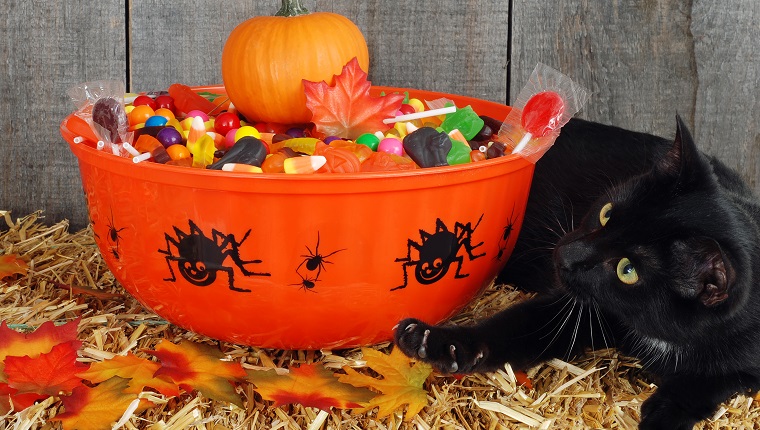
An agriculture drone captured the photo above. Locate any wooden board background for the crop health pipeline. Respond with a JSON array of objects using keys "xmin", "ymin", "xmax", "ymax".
[{"xmin": 1, "ymin": 0, "xmax": 758, "ymax": 229}]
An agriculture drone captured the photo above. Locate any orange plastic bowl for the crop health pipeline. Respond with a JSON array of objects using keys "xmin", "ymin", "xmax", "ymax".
[{"xmin": 60, "ymin": 86, "xmax": 534, "ymax": 349}]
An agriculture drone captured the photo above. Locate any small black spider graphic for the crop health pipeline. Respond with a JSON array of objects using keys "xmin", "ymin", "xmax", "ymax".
[
  {"xmin": 105, "ymin": 207, "xmax": 126, "ymax": 259},
  {"xmin": 494, "ymin": 205, "xmax": 518, "ymax": 262},
  {"xmin": 158, "ymin": 220, "xmax": 270, "ymax": 293},
  {"xmin": 392, "ymin": 214, "xmax": 485, "ymax": 291},
  {"xmin": 294, "ymin": 232, "xmax": 346, "ymax": 291}
]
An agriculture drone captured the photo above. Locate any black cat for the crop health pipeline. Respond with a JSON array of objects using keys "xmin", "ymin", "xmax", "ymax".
[{"xmin": 395, "ymin": 116, "xmax": 760, "ymax": 429}]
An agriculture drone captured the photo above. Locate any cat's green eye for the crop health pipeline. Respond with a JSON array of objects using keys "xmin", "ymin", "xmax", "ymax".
[
  {"xmin": 616, "ymin": 258, "xmax": 638, "ymax": 285},
  {"xmin": 599, "ymin": 202, "xmax": 613, "ymax": 227}
]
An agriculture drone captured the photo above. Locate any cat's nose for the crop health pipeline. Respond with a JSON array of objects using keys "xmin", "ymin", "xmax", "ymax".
[{"xmin": 557, "ymin": 240, "xmax": 595, "ymax": 271}]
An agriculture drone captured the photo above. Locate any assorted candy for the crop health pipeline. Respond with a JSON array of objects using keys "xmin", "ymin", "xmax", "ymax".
[
  {"xmin": 68, "ymin": 63, "xmax": 590, "ymax": 174},
  {"xmin": 70, "ymin": 84, "xmax": 511, "ymax": 174}
]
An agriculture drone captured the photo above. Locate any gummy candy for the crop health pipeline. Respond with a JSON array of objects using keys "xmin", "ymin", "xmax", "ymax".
[
  {"xmin": 208, "ymin": 136, "xmax": 267, "ymax": 170},
  {"xmin": 439, "ymin": 105, "xmax": 484, "ymax": 140},
  {"xmin": 402, "ymin": 127, "xmax": 451, "ymax": 168}
]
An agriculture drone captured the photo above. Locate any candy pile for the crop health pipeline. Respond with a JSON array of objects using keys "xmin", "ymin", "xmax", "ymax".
[{"xmin": 78, "ymin": 86, "xmax": 509, "ymax": 175}]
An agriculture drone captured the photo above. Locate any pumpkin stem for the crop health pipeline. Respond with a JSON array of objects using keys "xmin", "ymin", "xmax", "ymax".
[{"xmin": 276, "ymin": 0, "xmax": 309, "ymax": 16}]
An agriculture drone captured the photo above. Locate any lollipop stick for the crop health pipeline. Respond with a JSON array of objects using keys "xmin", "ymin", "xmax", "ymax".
[{"xmin": 511, "ymin": 132, "xmax": 533, "ymax": 154}]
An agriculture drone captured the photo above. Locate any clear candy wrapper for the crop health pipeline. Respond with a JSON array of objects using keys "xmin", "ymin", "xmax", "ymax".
[
  {"xmin": 67, "ymin": 80, "xmax": 131, "ymax": 155},
  {"xmin": 498, "ymin": 63, "xmax": 591, "ymax": 163}
]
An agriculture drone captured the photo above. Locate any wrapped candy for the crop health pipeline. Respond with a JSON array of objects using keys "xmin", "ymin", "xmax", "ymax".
[{"xmin": 498, "ymin": 63, "xmax": 590, "ymax": 163}]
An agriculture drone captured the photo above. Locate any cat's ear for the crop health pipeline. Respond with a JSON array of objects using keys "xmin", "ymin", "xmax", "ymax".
[
  {"xmin": 655, "ymin": 115, "xmax": 706, "ymax": 190},
  {"xmin": 674, "ymin": 237, "xmax": 735, "ymax": 307}
]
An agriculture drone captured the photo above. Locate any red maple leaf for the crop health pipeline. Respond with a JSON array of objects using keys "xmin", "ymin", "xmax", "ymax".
[
  {"xmin": 0, "ymin": 383, "xmax": 48, "ymax": 414},
  {"xmin": 303, "ymin": 57, "xmax": 404, "ymax": 139},
  {"xmin": 53, "ymin": 376, "xmax": 138, "ymax": 430},
  {"xmin": 4, "ymin": 341, "xmax": 88, "ymax": 396}
]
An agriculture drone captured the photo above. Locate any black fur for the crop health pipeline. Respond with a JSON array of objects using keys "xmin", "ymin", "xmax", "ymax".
[{"xmin": 395, "ymin": 117, "xmax": 760, "ymax": 429}]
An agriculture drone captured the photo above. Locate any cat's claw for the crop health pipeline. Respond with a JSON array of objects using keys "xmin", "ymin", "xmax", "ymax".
[
  {"xmin": 448, "ymin": 345, "xmax": 459, "ymax": 373},
  {"xmin": 417, "ymin": 329, "xmax": 430, "ymax": 359}
]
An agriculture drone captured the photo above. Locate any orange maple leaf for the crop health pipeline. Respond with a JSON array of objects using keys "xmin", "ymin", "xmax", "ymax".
[
  {"xmin": 77, "ymin": 351, "xmax": 179, "ymax": 396},
  {"xmin": 0, "ymin": 254, "xmax": 28, "ymax": 280},
  {"xmin": 303, "ymin": 57, "xmax": 404, "ymax": 139},
  {"xmin": 0, "ymin": 318, "xmax": 80, "ymax": 383},
  {"xmin": 4, "ymin": 341, "xmax": 88, "ymax": 396},
  {"xmin": 53, "ymin": 376, "xmax": 138, "ymax": 430},
  {"xmin": 339, "ymin": 348, "xmax": 432, "ymax": 420},
  {"xmin": 246, "ymin": 363, "xmax": 375, "ymax": 411},
  {"xmin": 146, "ymin": 340, "xmax": 246, "ymax": 407}
]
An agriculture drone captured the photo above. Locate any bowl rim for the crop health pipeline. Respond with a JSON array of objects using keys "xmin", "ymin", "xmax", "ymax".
[{"xmin": 61, "ymin": 85, "xmax": 532, "ymax": 193}]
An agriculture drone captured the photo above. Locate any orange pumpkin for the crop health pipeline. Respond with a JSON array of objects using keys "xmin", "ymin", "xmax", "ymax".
[{"xmin": 221, "ymin": 0, "xmax": 370, "ymax": 124}]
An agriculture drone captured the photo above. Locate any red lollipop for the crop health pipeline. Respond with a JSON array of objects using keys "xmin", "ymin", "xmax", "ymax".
[{"xmin": 512, "ymin": 91, "xmax": 565, "ymax": 153}]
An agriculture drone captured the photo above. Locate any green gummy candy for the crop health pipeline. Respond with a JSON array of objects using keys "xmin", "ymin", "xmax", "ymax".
[
  {"xmin": 440, "ymin": 105, "xmax": 485, "ymax": 140},
  {"xmin": 447, "ymin": 139, "xmax": 472, "ymax": 165}
]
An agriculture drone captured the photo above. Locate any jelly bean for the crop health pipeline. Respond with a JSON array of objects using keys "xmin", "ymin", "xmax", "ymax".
[
  {"xmin": 261, "ymin": 147, "xmax": 298, "ymax": 173},
  {"xmin": 403, "ymin": 127, "xmax": 451, "ymax": 168},
  {"xmin": 133, "ymin": 95, "xmax": 157, "ymax": 110},
  {"xmin": 167, "ymin": 144, "xmax": 191, "ymax": 160},
  {"xmin": 378, "ymin": 137, "xmax": 403, "ymax": 156},
  {"xmin": 440, "ymin": 105, "xmax": 485, "ymax": 140},
  {"xmin": 398, "ymin": 104, "xmax": 416, "ymax": 115},
  {"xmin": 407, "ymin": 98, "xmax": 425, "ymax": 113},
  {"xmin": 224, "ymin": 129, "xmax": 238, "ymax": 149},
  {"xmin": 235, "ymin": 125, "xmax": 261, "ymax": 142},
  {"xmin": 186, "ymin": 109, "xmax": 210, "ymax": 122},
  {"xmin": 355, "ymin": 133, "xmax": 380, "ymax": 151},
  {"xmin": 470, "ymin": 149, "xmax": 487, "ymax": 163},
  {"xmin": 286, "ymin": 127, "xmax": 306, "ymax": 138},
  {"xmin": 154, "ymin": 95, "xmax": 175, "ymax": 112},
  {"xmin": 92, "ymin": 97, "xmax": 127, "ymax": 143},
  {"xmin": 155, "ymin": 108, "xmax": 176, "ymax": 121},
  {"xmin": 208, "ymin": 136, "xmax": 267, "ymax": 169},
  {"xmin": 156, "ymin": 127, "xmax": 183, "ymax": 148},
  {"xmin": 145, "ymin": 115, "xmax": 168, "ymax": 127},
  {"xmin": 128, "ymin": 105, "xmax": 155, "ymax": 127},
  {"xmin": 323, "ymin": 136, "xmax": 342, "ymax": 144},
  {"xmin": 215, "ymin": 112, "xmax": 241, "ymax": 136},
  {"xmin": 284, "ymin": 155, "xmax": 326, "ymax": 174}
]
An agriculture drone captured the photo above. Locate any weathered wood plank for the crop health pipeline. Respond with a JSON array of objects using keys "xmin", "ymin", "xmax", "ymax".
[
  {"xmin": 691, "ymin": 0, "xmax": 760, "ymax": 191},
  {"xmin": 0, "ymin": 1, "xmax": 126, "ymax": 228},
  {"xmin": 511, "ymin": 0, "xmax": 760, "ymax": 193}
]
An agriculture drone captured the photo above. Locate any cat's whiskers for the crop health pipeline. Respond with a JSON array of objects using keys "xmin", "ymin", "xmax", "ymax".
[
  {"xmin": 535, "ymin": 298, "xmax": 579, "ymax": 362},
  {"xmin": 564, "ymin": 302, "xmax": 585, "ymax": 361}
]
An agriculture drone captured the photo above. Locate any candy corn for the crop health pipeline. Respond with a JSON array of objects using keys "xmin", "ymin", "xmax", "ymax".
[{"xmin": 283, "ymin": 156, "xmax": 327, "ymax": 174}]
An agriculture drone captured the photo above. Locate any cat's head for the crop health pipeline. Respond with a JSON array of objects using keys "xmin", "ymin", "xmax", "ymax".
[{"xmin": 554, "ymin": 116, "xmax": 748, "ymax": 340}]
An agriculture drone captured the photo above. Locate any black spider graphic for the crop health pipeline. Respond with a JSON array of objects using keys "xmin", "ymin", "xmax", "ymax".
[
  {"xmin": 158, "ymin": 220, "xmax": 270, "ymax": 293},
  {"xmin": 494, "ymin": 205, "xmax": 518, "ymax": 261},
  {"xmin": 105, "ymin": 207, "xmax": 126, "ymax": 259},
  {"xmin": 291, "ymin": 273, "xmax": 318, "ymax": 293},
  {"xmin": 294, "ymin": 232, "xmax": 346, "ymax": 291},
  {"xmin": 392, "ymin": 214, "xmax": 485, "ymax": 291}
]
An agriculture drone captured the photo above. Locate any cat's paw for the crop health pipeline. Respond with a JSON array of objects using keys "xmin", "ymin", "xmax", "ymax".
[
  {"xmin": 639, "ymin": 391, "xmax": 699, "ymax": 430},
  {"xmin": 394, "ymin": 318, "xmax": 487, "ymax": 374}
]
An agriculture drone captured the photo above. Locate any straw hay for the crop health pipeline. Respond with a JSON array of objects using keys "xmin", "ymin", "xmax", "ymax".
[{"xmin": 1, "ymin": 210, "xmax": 758, "ymax": 429}]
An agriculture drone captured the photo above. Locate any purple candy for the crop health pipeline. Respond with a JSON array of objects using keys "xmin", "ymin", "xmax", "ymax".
[
  {"xmin": 323, "ymin": 136, "xmax": 342, "ymax": 144},
  {"xmin": 156, "ymin": 127, "xmax": 183, "ymax": 148},
  {"xmin": 286, "ymin": 127, "xmax": 306, "ymax": 138}
]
